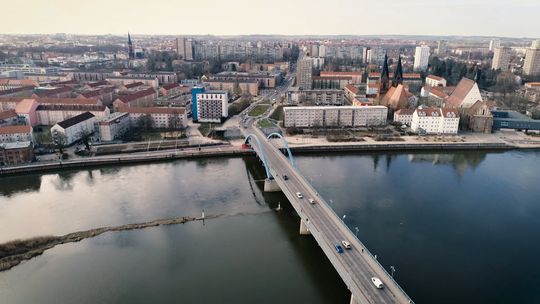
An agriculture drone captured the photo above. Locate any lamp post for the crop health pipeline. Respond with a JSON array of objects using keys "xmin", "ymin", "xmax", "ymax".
[
  {"xmin": 355, "ymin": 227, "xmax": 359, "ymax": 238},
  {"xmin": 390, "ymin": 266, "xmax": 396, "ymax": 278},
  {"xmin": 342, "ymin": 214, "xmax": 346, "ymax": 222}
]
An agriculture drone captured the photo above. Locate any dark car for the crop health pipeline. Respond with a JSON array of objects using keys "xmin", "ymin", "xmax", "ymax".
[
  {"xmin": 283, "ymin": 175, "xmax": 289, "ymax": 180},
  {"xmin": 335, "ymin": 245, "xmax": 344, "ymax": 254}
]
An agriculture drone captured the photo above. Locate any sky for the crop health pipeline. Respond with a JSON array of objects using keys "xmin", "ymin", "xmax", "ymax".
[{"xmin": 2, "ymin": 0, "xmax": 539, "ymax": 38}]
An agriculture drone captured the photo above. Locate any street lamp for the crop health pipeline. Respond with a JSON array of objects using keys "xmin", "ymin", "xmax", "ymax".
[
  {"xmin": 342, "ymin": 214, "xmax": 346, "ymax": 221},
  {"xmin": 355, "ymin": 227, "xmax": 359, "ymax": 238},
  {"xmin": 390, "ymin": 266, "xmax": 396, "ymax": 278}
]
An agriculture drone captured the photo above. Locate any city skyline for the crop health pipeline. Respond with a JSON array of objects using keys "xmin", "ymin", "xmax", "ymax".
[{"xmin": 2, "ymin": 0, "xmax": 539, "ymax": 38}]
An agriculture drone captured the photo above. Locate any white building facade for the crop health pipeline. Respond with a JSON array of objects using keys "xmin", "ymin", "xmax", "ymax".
[
  {"xmin": 414, "ymin": 46, "xmax": 430, "ymax": 71},
  {"xmin": 284, "ymin": 106, "xmax": 387, "ymax": 128},
  {"xmin": 98, "ymin": 112, "xmax": 131, "ymax": 141},
  {"xmin": 195, "ymin": 91, "xmax": 228, "ymax": 123},
  {"xmin": 411, "ymin": 107, "xmax": 459, "ymax": 134},
  {"xmin": 51, "ymin": 112, "xmax": 96, "ymax": 145}
]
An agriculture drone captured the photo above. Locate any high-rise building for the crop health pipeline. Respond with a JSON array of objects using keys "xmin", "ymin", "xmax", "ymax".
[
  {"xmin": 436, "ymin": 40, "xmax": 447, "ymax": 55},
  {"xmin": 177, "ymin": 37, "xmax": 193, "ymax": 61},
  {"xmin": 369, "ymin": 47, "xmax": 386, "ymax": 65},
  {"xmin": 489, "ymin": 39, "xmax": 501, "ymax": 51},
  {"xmin": 492, "ymin": 47, "xmax": 512, "ymax": 71},
  {"xmin": 524, "ymin": 47, "xmax": 540, "ymax": 76},
  {"xmin": 531, "ymin": 39, "xmax": 540, "ymax": 50},
  {"xmin": 413, "ymin": 45, "xmax": 430, "ymax": 71},
  {"xmin": 310, "ymin": 44, "xmax": 319, "ymax": 57},
  {"xmin": 297, "ymin": 57, "xmax": 313, "ymax": 90}
]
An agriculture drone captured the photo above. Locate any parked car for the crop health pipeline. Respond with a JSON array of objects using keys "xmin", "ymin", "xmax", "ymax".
[
  {"xmin": 335, "ymin": 244, "xmax": 344, "ymax": 253},
  {"xmin": 308, "ymin": 198, "xmax": 316, "ymax": 205},
  {"xmin": 371, "ymin": 277, "xmax": 384, "ymax": 289},
  {"xmin": 296, "ymin": 192, "xmax": 303, "ymax": 199},
  {"xmin": 341, "ymin": 240, "xmax": 351, "ymax": 249}
]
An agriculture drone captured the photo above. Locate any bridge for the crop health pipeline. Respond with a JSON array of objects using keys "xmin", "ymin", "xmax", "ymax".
[{"xmin": 243, "ymin": 125, "xmax": 414, "ymax": 304}]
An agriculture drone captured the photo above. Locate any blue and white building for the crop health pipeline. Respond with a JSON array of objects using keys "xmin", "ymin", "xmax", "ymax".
[{"xmin": 192, "ymin": 88, "xmax": 228, "ymax": 123}]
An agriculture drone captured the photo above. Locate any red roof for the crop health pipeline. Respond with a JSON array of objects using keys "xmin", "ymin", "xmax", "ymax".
[
  {"xmin": 161, "ymin": 83, "xmax": 179, "ymax": 90},
  {"xmin": 345, "ymin": 84, "xmax": 359, "ymax": 94},
  {"xmin": 0, "ymin": 125, "xmax": 32, "ymax": 135},
  {"xmin": 124, "ymin": 82, "xmax": 144, "ymax": 89},
  {"xmin": 116, "ymin": 88, "xmax": 156, "ymax": 103},
  {"xmin": 427, "ymin": 75, "xmax": 444, "ymax": 81},
  {"xmin": 0, "ymin": 109, "xmax": 17, "ymax": 120},
  {"xmin": 118, "ymin": 106, "xmax": 185, "ymax": 114}
]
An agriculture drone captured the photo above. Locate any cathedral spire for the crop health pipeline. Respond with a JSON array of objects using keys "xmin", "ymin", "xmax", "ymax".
[
  {"xmin": 393, "ymin": 56, "xmax": 403, "ymax": 87},
  {"xmin": 128, "ymin": 32, "xmax": 134, "ymax": 60},
  {"xmin": 380, "ymin": 54, "xmax": 390, "ymax": 94}
]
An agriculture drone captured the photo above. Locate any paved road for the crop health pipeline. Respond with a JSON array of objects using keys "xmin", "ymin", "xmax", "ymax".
[{"xmin": 245, "ymin": 125, "xmax": 414, "ymax": 304}]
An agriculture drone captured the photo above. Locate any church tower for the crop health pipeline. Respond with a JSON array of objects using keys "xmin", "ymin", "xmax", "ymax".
[
  {"xmin": 380, "ymin": 54, "xmax": 390, "ymax": 94},
  {"xmin": 393, "ymin": 56, "xmax": 403, "ymax": 87},
  {"xmin": 128, "ymin": 32, "xmax": 135, "ymax": 60}
]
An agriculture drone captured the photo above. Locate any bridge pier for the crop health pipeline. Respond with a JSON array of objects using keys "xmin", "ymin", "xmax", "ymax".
[
  {"xmin": 350, "ymin": 294, "xmax": 358, "ymax": 304},
  {"xmin": 299, "ymin": 218, "xmax": 311, "ymax": 235},
  {"xmin": 263, "ymin": 178, "xmax": 281, "ymax": 192}
]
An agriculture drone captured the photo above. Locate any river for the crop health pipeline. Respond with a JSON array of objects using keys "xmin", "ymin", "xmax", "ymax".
[{"xmin": 1, "ymin": 150, "xmax": 540, "ymax": 303}]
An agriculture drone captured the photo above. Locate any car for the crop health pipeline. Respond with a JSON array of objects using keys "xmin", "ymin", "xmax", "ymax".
[
  {"xmin": 371, "ymin": 277, "xmax": 384, "ymax": 289},
  {"xmin": 283, "ymin": 175, "xmax": 289, "ymax": 180},
  {"xmin": 296, "ymin": 192, "xmax": 303, "ymax": 199},
  {"xmin": 308, "ymin": 198, "xmax": 316, "ymax": 205},
  {"xmin": 341, "ymin": 240, "xmax": 351, "ymax": 249},
  {"xmin": 335, "ymin": 244, "xmax": 344, "ymax": 253}
]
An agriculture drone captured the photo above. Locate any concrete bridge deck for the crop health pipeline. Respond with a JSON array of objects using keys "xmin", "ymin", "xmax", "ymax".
[{"xmin": 245, "ymin": 126, "xmax": 414, "ymax": 304}]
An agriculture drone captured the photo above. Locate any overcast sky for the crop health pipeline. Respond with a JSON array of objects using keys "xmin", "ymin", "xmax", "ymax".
[{"xmin": 2, "ymin": 0, "xmax": 539, "ymax": 38}]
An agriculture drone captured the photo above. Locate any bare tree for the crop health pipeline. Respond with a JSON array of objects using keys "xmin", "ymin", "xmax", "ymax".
[{"xmin": 51, "ymin": 130, "xmax": 67, "ymax": 154}]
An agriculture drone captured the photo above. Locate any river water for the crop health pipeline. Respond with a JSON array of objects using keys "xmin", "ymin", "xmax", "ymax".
[{"xmin": 1, "ymin": 150, "xmax": 540, "ymax": 303}]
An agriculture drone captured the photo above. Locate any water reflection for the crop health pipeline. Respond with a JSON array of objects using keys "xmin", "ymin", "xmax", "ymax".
[
  {"xmin": 407, "ymin": 151, "xmax": 489, "ymax": 176},
  {"xmin": 0, "ymin": 175, "xmax": 41, "ymax": 197}
]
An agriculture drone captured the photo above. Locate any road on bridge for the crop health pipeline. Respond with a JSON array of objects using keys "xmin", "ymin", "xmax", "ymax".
[{"xmin": 244, "ymin": 125, "xmax": 414, "ymax": 304}]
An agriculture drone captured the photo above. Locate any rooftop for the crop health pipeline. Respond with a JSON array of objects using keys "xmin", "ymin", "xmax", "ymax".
[
  {"xmin": 56, "ymin": 112, "xmax": 95, "ymax": 129},
  {"xmin": 0, "ymin": 125, "xmax": 32, "ymax": 135}
]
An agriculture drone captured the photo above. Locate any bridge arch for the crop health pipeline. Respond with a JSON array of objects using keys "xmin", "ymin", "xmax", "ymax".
[
  {"xmin": 266, "ymin": 132, "xmax": 295, "ymax": 168},
  {"xmin": 244, "ymin": 134, "xmax": 273, "ymax": 179}
]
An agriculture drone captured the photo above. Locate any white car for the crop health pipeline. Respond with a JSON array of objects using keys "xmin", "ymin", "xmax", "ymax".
[
  {"xmin": 308, "ymin": 198, "xmax": 316, "ymax": 204},
  {"xmin": 371, "ymin": 277, "xmax": 384, "ymax": 289},
  {"xmin": 296, "ymin": 192, "xmax": 303, "ymax": 199},
  {"xmin": 341, "ymin": 240, "xmax": 351, "ymax": 249}
]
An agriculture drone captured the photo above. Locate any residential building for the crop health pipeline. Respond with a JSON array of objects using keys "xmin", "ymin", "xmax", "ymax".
[
  {"xmin": 287, "ymin": 88, "xmax": 344, "ymax": 105},
  {"xmin": 445, "ymin": 78, "xmax": 483, "ymax": 109},
  {"xmin": 77, "ymin": 87, "xmax": 115, "ymax": 106},
  {"xmin": 425, "ymin": 75, "xmax": 447, "ymax": 87},
  {"xmin": 492, "ymin": 47, "xmax": 512, "ymax": 71},
  {"xmin": 206, "ymin": 79, "xmax": 259, "ymax": 96},
  {"xmin": 283, "ymin": 106, "xmax": 387, "ymax": 128},
  {"xmin": 297, "ymin": 57, "xmax": 313, "ymax": 90},
  {"xmin": 312, "ymin": 57, "xmax": 325, "ymax": 70},
  {"xmin": 195, "ymin": 91, "xmax": 228, "ymax": 123},
  {"xmin": 413, "ymin": 45, "xmax": 430, "ymax": 71},
  {"xmin": 106, "ymin": 76, "xmax": 159, "ymax": 88},
  {"xmin": 312, "ymin": 76, "xmax": 352, "ymax": 90},
  {"xmin": 523, "ymin": 82, "xmax": 540, "ymax": 102},
  {"xmin": 98, "ymin": 112, "xmax": 131, "ymax": 141},
  {"xmin": 319, "ymin": 72, "xmax": 362, "ymax": 84},
  {"xmin": 159, "ymin": 83, "xmax": 181, "ymax": 96},
  {"xmin": 51, "ymin": 112, "xmax": 96, "ymax": 145},
  {"xmin": 523, "ymin": 46, "xmax": 540, "ymax": 76},
  {"xmin": 0, "ymin": 125, "xmax": 33, "ymax": 143},
  {"xmin": 113, "ymin": 88, "xmax": 158, "ymax": 108},
  {"xmin": 411, "ymin": 107, "xmax": 460, "ymax": 134},
  {"xmin": 489, "ymin": 39, "xmax": 501, "ymax": 51},
  {"xmin": 436, "ymin": 40, "xmax": 448, "ymax": 55},
  {"xmin": 0, "ymin": 110, "xmax": 19, "ymax": 127},
  {"xmin": 15, "ymin": 99, "xmax": 39, "ymax": 126},
  {"xmin": 32, "ymin": 86, "xmax": 73, "ymax": 98},
  {"xmin": 0, "ymin": 141, "xmax": 34, "ymax": 165},
  {"xmin": 344, "ymin": 84, "xmax": 361, "ymax": 102},
  {"xmin": 177, "ymin": 37, "xmax": 194, "ymax": 61},
  {"xmin": 393, "ymin": 108, "xmax": 415, "ymax": 126},
  {"xmin": 36, "ymin": 104, "xmax": 110, "ymax": 125},
  {"xmin": 119, "ymin": 106, "xmax": 186, "ymax": 129}
]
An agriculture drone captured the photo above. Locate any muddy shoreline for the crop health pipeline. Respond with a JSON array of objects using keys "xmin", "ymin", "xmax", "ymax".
[{"xmin": 0, "ymin": 214, "xmax": 219, "ymax": 272}]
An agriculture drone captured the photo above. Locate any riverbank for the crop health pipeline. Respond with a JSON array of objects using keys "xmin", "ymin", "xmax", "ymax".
[
  {"xmin": 4, "ymin": 131, "xmax": 540, "ymax": 177},
  {"xmin": 0, "ymin": 214, "xmax": 220, "ymax": 272}
]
